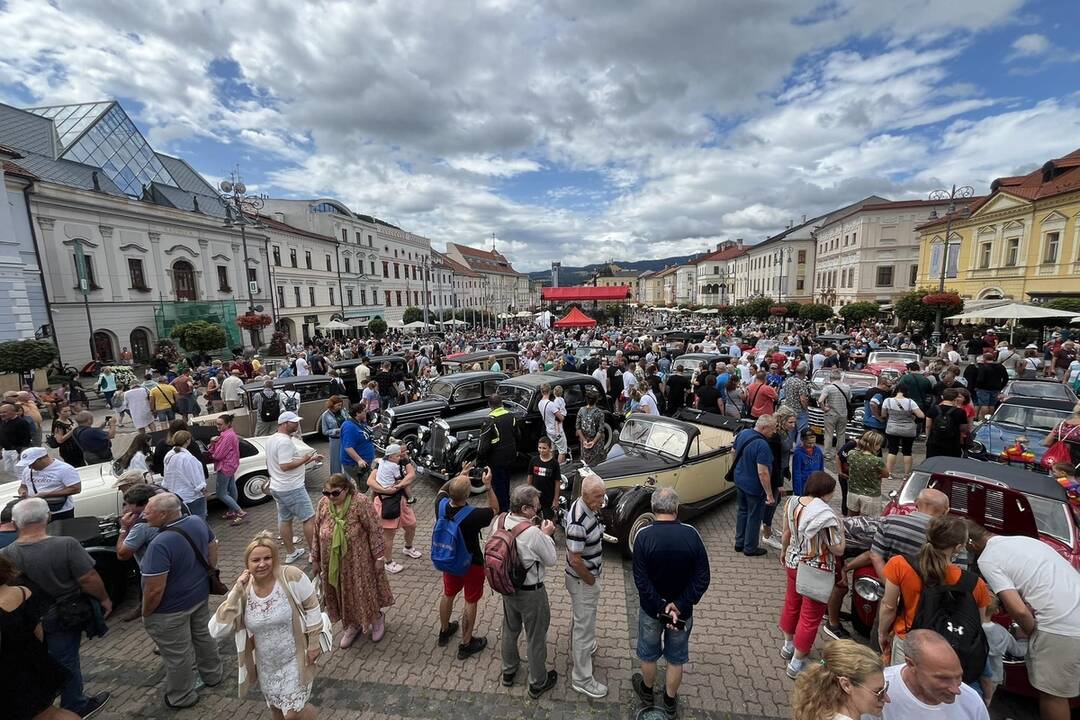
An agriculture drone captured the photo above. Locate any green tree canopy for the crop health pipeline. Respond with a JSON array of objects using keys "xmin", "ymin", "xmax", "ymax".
[
  {"xmin": 0, "ymin": 339, "xmax": 57, "ymax": 375},
  {"xmin": 799, "ymin": 303, "xmax": 834, "ymax": 323},
  {"xmin": 838, "ymin": 301, "xmax": 881, "ymax": 324},
  {"xmin": 744, "ymin": 296, "xmax": 776, "ymax": 320},
  {"xmin": 402, "ymin": 306, "xmax": 424, "ymax": 324},
  {"xmin": 1047, "ymin": 298, "xmax": 1080, "ymax": 314},
  {"xmin": 368, "ymin": 318, "xmax": 388, "ymax": 336},
  {"xmin": 895, "ymin": 289, "xmax": 938, "ymax": 325},
  {"xmin": 170, "ymin": 321, "xmax": 228, "ymax": 354}
]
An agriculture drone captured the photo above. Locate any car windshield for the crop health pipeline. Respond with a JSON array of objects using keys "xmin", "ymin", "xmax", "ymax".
[
  {"xmin": 900, "ymin": 471, "xmax": 1073, "ymax": 545},
  {"xmin": 425, "ymin": 381, "xmax": 454, "ymax": 400},
  {"xmin": 812, "ymin": 371, "xmax": 876, "ymax": 388},
  {"xmin": 673, "ymin": 357, "xmax": 708, "ymax": 372},
  {"xmin": 755, "ymin": 339, "xmax": 779, "ymax": 350},
  {"xmin": 497, "ymin": 384, "xmax": 533, "ymax": 409},
  {"xmin": 1006, "ymin": 382, "xmax": 1071, "ymax": 400},
  {"xmin": 619, "ymin": 418, "xmax": 689, "ymax": 458},
  {"xmin": 868, "ymin": 352, "xmax": 917, "ymax": 364},
  {"xmin": 990, "ymin": 404, "xmax": 1071, "ymax": 431}
]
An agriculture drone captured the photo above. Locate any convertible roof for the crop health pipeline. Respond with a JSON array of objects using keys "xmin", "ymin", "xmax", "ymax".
[
  {"xmin": 443, "ymin": 350, "xmax": 517, "ymax": 363},
  {"xmin": 997, "ymin": 396, "xmax": 1076, "ymax": 412},
  {"xmin": 915, "ymin": 455, "xmax": 1068, "ymax": 502},
  {"xmin": 503, "ymin": 371, "xmax": 584, "ymax": 388},
  {"xmin": 430, "ymin": 371, "xmax": 507, "ymax": 383}
]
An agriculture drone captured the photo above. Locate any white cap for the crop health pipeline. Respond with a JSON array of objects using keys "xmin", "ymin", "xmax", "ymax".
[
  {"xmin": 384, "ymin": 443, "xmax": 402, "ymax": 457},
  {"xmin": 277, "ymin": 411, "xmax": 301, "ymax": 424},
  {"xmin": 16, "ymin": 447, "xmax": 49, "ymax": 468}
]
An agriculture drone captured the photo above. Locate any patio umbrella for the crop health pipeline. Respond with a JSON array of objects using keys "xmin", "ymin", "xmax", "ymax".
[
  {"xmin": 515, "ymin": 311, "xmax": 533, "ymax": 317},
  {"xmin": 946, "ymin": 302, "xmax": 1080, "ymax": 343},
  {"xmin": 694, "ymin": 308, "xmax": 718, "ymax": 315},
  {"xmin": 321, "ymin": 319, "xmax": 351, "ymax": 330}
]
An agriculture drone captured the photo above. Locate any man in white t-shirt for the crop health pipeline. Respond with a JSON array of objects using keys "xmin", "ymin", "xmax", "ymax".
[
  {"xmin": 294, "ymin": 353, "xmax": 310, "ymax": 377},
  {"xmin": 635, "ymin": 384, "xmax": 660, "ymax": 416},
  {"xmin": 882, "ymin": 630, "xmax": 989, "ymax": 720},
  {"xmin": 16, "ymin": 447, "xmax": 81, "ymax": 519},
  {"xmin": 969, "ymin": 526, "xmax": 1080, "ymax": 718},
  {"xmin": 591, "ymin": 359, "xmax": 609, "ymax": 394},
  {"xmin": 265, "ymin": 412, "xmax": 322, "ymax": 563},
  {"xmin": 538, "ymin": 385, "xmax": 567, "ymax": 463}
]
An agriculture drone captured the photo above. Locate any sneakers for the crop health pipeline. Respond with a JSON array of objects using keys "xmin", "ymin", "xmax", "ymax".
[
  {"xmin": 822, "ymin": 622, "xmax": 851, "ymax": 641},
  {"xmin": 402, "ymin": 546, "xmax": 423, "ymax": 559},
  {"xmin": 743, "ymin": 548, "xmax": 768, "ymax": 557},
  {"xmin": 81, "ymin": 691, "xmax": 111, "ymax": 720},
  {"xmin": 339, "ymin": 625, "xmax": 361, "ymax": 649},
  {"xmin": 385, "ymin": 561, "xmax": 404, "ymax": 574},
  {"xmin": 572, "ymin": 679, "xmax": 608, "ymax": 699},
  {"xmin": 371, "ymin": 612, "xmax": 385, "ymax": 642},
  {"xmin": 762, "ymin": 535, "xmax": 783, "ymax": 551},
  {"xmin": 780, "ymin": 643, "xmax": 794, "ymax": 661},
  {"xmin": 786, "ymin": 659, "xmax": 805, "ymax": 679},
  {"xmin": 502, "ymin": 668, "xmax": 517, "ymax": 687},
  {"xmin": 528, "ymin": 669, "xmax": 558, "ymax": 699},
  {"xmin": 284, "ymin": 548, "xmax": 306, "ymax": 564},
  {"xmin": 457, "ymin": 636, "xmax": 488, "ymax": 660},
  {"xmin": 663, "ymin": 694, "xmax": 678, "ymax": 718},
  {"xmin": 438, "ymin": 620, "xmax": 460, "ymax": 647},
  {"xmin": 230, "ymin": 511, "xmax": 248, "ymax": 526},
  {"xmin": 632, "ymin": 673, "xmax": 654, "ymax": 705}
]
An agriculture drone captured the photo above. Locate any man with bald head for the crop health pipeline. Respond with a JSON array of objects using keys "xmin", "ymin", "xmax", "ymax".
[
  {"xmin": 564, "ymin": 473, "xmax": 608, "ymax": 698},
  {"xmin": 870, "ymin": 487, "xmax": 950, "ymax": 577},
  {"xmin": 883, "ymin": 629, "xmax": 989, "ymax": 719}
]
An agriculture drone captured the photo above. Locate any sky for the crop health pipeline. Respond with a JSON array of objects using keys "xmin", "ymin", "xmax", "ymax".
[{"xmin": 2, "ymin": 0, "xmax": 1080, "ymax": 271}]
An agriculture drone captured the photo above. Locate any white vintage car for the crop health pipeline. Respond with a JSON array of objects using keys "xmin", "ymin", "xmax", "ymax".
[{"xmin": 0, "ymin": 434, "xmax": 321, "ymax": 519}]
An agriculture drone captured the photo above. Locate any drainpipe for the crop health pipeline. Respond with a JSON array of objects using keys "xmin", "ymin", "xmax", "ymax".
[{"xmin": 23, "ymin": 184, "xmax": 63, "ymax": 365}]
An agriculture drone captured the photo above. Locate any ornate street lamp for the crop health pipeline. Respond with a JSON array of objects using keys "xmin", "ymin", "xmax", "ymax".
[
  {"xmin": 927, "ymin": 184, "xmax": 974, "ymax": 346},
  {"xmin": 220, "ymin": 170, "xmax": 267, "ymax": 345}
]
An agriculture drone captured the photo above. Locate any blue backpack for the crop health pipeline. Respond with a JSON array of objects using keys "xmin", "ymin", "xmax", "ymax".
[{"xmin": 431, "ymin": 498, "xmax": 474, "ymax": 576}]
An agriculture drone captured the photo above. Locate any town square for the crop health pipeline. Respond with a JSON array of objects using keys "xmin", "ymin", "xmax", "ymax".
[{"xmin": 1, "ymin": 2, "xmax": 1080, "ymax": 720}]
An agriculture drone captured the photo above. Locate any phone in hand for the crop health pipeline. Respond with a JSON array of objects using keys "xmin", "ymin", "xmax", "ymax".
[{"xmin": 657, "ymin": 612, "xmax": 686, "ymax": 630}]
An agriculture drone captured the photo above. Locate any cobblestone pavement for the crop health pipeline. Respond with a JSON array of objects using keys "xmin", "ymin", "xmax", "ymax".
[{"xmin": 75, "ymin": 435, "xmax": 1036, "ymax": 720}]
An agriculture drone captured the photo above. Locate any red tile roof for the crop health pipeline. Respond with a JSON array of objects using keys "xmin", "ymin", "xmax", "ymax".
[
  {"xmin": 448, "ymin": 242, "xmax": 523, "ymax": 276},
  {"xmin": 859, "ymin": 199, "xmax": 963, "ymax": 211},
  {"xmin": 440, "ymin": 254, "xmax": 480, "ymax": 277},
  {"xmin": 542, "ymin": 286, "xmax": 632, "ymax": 301},
  {"xmin": 694, "ymin": 245, "xmax": 747, "ymax": 264}
]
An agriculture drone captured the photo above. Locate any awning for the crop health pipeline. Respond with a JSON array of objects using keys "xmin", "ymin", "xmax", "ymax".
[
  {"xmin": 541, "ymin": 286, "xmax": 632, "ymax": 302},
  {"xmin": 322, "ymin": 319, "xmax": 352, "ymax": 330},
  {"xmin": 347, "ymin": 318, "xmax": 369, "ymax": 327},
  {"xmin": 553, "ymin": 307, "xmax": 597, "ymax": 328}
]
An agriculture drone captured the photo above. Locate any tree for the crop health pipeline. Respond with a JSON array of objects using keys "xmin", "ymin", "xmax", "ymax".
[
  {"xmin": 895, "ymin": 288, "xmax": 938, "ymax": 325},
  {"xmin": 783, "ymin": 301, "xmax": 803, "ymax": 318},
  {"xmin": 799, "ymin": 303, "xmax": 834, "ymax": 323},
  {"xmin": 368, "ymin": 318, "xmax": 388, "ymax": 337},
  {"xmin": 744, "ymin": 296, "xmax": 776, "ymax": 320},
  {"xmin": 153, "ymin": 338, "xmax": 182, "ymax": 364},
  {"xmin": 171, "ymin": 321, "xmax": 228, "ymax": 354},
  {"xmin": 0, "ymin": 339, "xmax": 57, "ymax": 387},
  {"xmin": 839, "ymin": 301, "xmax": 881, "ymax": 324},
  {"xmin": 268, "ymin": 330, "xmax": 288, "ymax": 356},
  {"xmin": 1047, "ymin": 298, "xmax": 1080, "ymax": 314},
  {"xmin": 402, "ymin": 306, "xmax": 424, "ymax": 324}
]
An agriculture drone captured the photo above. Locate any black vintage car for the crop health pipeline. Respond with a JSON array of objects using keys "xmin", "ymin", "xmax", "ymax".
[
  {"xmin": 331, "ymin": 354, "xmax": 408, "ymax": 402},
  {"xmin": 441, "ymin": 351, "xmax": 521, "ymax": 375},
  {"xmin": 48, "ymin": 516, "xmax": 137, "ymax": 604},
  {"xmin": 414, "ymin": 371, "xmax": 621, "ymax": 485},
  {"xmin": 372, "ymin": 371, "xmax": 508, "ymax": 452}
]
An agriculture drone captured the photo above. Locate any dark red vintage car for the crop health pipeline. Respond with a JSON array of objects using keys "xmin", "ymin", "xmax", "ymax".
[
  {"xmin": 850, "ymin": 455, "xmax": 1078, "ymax": 701},
  {"xmin": 862, "ymin": 350, "xmax": 920, "ymax": 382}
]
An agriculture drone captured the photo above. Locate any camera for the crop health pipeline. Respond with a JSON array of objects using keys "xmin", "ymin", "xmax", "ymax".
[
  {"xmin": 468, "ymin": 466, "xmax": 485, "ymax": 481},
  {"xmin": 656, "ymin": 612, "xmax": 686, "ymax": 630}
]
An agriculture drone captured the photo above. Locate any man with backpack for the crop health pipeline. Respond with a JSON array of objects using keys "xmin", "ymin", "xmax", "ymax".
[
  {"xmin": 252, "ymin": 380, "xmax": 281, "ymax": 436},
  {"xmin": 924, "ymin": 389, "xmax": 970, "ymax": 459},
  {"xmin": 431, "ymin": 464, "xmax": 498, "ymax": 660},
  {"xmin": 490, "ymin": 484, "xmax": 558, "ymax": 698}
]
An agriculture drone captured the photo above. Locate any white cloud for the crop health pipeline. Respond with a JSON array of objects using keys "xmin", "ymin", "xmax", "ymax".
[
  {"xmin": 444, "ymin": 155, "xmax": 541, "ymax": 177},
  {"xmin": 1010, "ymin": 33, "xmax": 1051, "ymax": 58}
]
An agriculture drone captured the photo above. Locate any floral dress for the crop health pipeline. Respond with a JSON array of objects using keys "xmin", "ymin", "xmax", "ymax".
[
  {"xmin": 245, "ymin": 582, "xmax": 311, "ymax": 713},
  {"xmin": 576, "ymin": 405, "xmax": 608, "ymax": 467}
]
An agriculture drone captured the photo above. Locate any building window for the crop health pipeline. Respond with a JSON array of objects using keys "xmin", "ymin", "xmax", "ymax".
[
  {"xmin": 341, "ymin": 228, "xmax": 348, "ymax": 242},
  {"xmin": 325, "ymin": 254, "xmax": 332, "ymax": 271},
  {"xmin": 1044, "ymin": 231, "xmax": 1060, "ymax": 264},
  {"xmin": 216, "ymin": 265, "xmax": 230, "ymax": 292},
  {"xmin": 247, "ymin": 268, "xmax": 257, "ymax": 287},
  {"xmin": 852, "ymin": 232, "xmax": 856, "ymax": 244},
  {"xmin": 370, "ymin": 261, "xmax": 376, "ymax": 275},
  {"xmin": 277, "ymin": 286, "xmax": 285, "ymax": 308},
  {"xmin": 1005, "ymin": 238, "xmax": 1020, "ymax": 266},
  {"xmin": 909, "ymin": 265, "xmax": 918, "ymax": 286},
  {"xmin": 368, "ymin": 234, "xmax": 373, "ymax": 246},
  {"xmin": 308, "ymin": 287, "xmax": 316, "ymax": 306},
  {"xmin": 344, "ymin": 257, "xmax": 351, "ymax": 273},
  {"xmin": 978, "ymin": 242, "xmax": 992, "ymax": 269},
  {"xmin": 305, "ymin": 251, "xmax": 312, "ymax": 269},
  {"xmin": 396, "ymin": 290, "xmax": 402, "ymax": 306},
  {"xmin": 875, "ymin": 266, "xmax": 894, "ymax": 287},
  {"xmin": 72, "ymin": 253, "xmax": 98, "ymax": 289},
  {"xmin": 797, "ymin": 250, "xmax": 806, "ymax": 264},
  {"xmin": 294, "ymin": 286, "xmax": 302, "ymax": 306},
  {"xmin": 796, "ymin": 278, "xmax": 804, "ymax": 290},
  {"xmin": 128, "ymin": 258, "xmax": 148, "ymax": 290},
  {"xmin": 394, "ymin": 263, "xmax": 400, "ymax": 279},
  {"xmin": 384, "ymin": 290, "xmax": 391, "ymax": 306},
  {"xmin": 360, "ymin": 289, "xmax": 367, "ymax": 305},
  {"xmin": 290, "ymin": 248, "xmax": 297, "ymax": 267},
  {"xmin": 329, "ymin": 287, "xmax": 335, "ymax": 306},
  {"xmin": 272, "ymin": 246, "xmax": 281, "ymax": 265},
  {"xmin": 346, "ymin": 288, "xmax": 354, "ymax": 305},
  {"xmin": 382, "ymin": 261, "xmax": 389, "ymax": 278},
  {"xmin": 413, "ymin": 290, "xmax": 419, "ymax": 304}
]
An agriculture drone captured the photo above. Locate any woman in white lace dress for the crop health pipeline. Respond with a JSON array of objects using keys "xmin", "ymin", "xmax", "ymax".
[{"xmin": 209, "ymin": 533, "xmax": 324, "ymax": 719}]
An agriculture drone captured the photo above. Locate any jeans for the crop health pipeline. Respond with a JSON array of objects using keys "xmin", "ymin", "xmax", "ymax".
[
  {"xmin": 328, "ymin": 435, "xmax": 342, "ymax": 475},
  {"xmin": 734, "ymin": 488, "xmax": 765, "ymax": 552},
  {"xmin": 143, "ymin": 601, "xmax": 223, "ymax": 708},
  {"xmin": 103, "ymin": 390, "xmax": 116, "ymax": 408},
  {"xmin": 762, "ymin": 495, "xmax": 780, "ymax": 530},
  {"xmin": 501, "ymin": 587, "xmax": 551, "ymax": 686},
  {"xmin": 565, "ymin": 575, "xmax": 601, "ymax": 685},
  {"xmin": 795, "ymin": 410, "xmax": 809, "ymax": 437},
  {"xmin": 490, "ymin": 465, "xmax": 511, "ymax": 514},
  {"xmin": 185, "ymin": 496, "xmax": 207, "ymax": 520},
  {"xmin": 779, "ymin": 566, "xmax": 828, "ymax": 655},
  {"xmin": 215, "ymin": 472, "xmax": 242, "ymax": 514},
  {"xmin": 43, "ymin": 615, "xmax": 89, "ymax": 714}
]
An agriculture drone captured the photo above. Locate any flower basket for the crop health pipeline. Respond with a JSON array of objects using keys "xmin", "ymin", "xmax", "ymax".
[
  {"xmin": 236, "ymin": 313, "xmax": 272, "ymax": 330},
  {"xmin": 921, "ymin": 292, "xmax": 963, "ymax": 309},
  {"xmin": 769, "ymin": 305, "xmax": 788, "ymax": 316}
]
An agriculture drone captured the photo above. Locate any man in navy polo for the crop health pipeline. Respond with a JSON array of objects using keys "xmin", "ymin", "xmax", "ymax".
[{"xmin": 732, "ymin": 414, "xmax": 776, "ymax": 557}]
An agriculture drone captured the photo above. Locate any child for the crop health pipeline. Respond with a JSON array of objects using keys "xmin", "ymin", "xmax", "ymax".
[
  {"xmin": 791, "ymin": 428, "xmax": 824, "ymax": 496},
  {"xmin": 835, "ymin": 437, "xmax": 857, "ymax": 516},
  {"xmin": 362, "ymin": 380, "xmax": 380, "ymax": 422},
  {"xmin": 374, "ymin": 443, "xmax": 412, "ymax": 502},
  {"xmin": 980, "ymin": 593, "xmax": 1028, "ymax": 708}
]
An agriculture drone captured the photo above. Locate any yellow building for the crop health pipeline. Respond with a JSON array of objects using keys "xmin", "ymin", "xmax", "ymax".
[{"xmin": 916, "ymin": 148, "xmax": 1080, "ymax": 303}]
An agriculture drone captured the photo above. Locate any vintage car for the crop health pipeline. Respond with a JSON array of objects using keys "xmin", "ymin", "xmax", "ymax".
[
  {"xmin": 806, "ymin": 370, "xmax": 877, "ymax": 438},
  {"xmin": 331, "ymin": 354, "xmax": 408, "ymax": 402},
  {"xmin": 560, "ymin": 408, "xmax": 740, "ymax": 554},
  {"xmin": 751, "ymin": 340, "xmax": 801, "ymax": 367},
  {"xmin": 670, "ymin": 352, "xmax": 730, "ymax": 375},
  {"xmin": 968, "ymin": 397, "xmax": 1075, "ymax": 467},
  {"xmin": 999, "ymin": 378, "xmax": 1078, "ymax": 404},
  {"xmin": 372, "ymin": 371, "xmax": 508, "ymax": 452},
  {"xmin": 441, "ymin": 351, "xmax": 520, "ymax": 375},
  {"xmin": 192, "ymin": 375, "xmax": 334, "ymax": 438},
  {"xmin": 849, "ymin": 456, "xmax": 1077, "ymax": 702},
  {"xmin": 863, "ymin": 350, "xmax": 920, "ymax": 381},
  {"xmin": 413, "ymin": 371, "xmax": 620, "ymax": 484}
]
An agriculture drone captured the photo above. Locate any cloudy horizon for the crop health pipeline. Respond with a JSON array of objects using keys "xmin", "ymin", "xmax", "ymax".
[{"xmin": 2, "ymin": 0, "xmax": 1079, "ymax": 271}]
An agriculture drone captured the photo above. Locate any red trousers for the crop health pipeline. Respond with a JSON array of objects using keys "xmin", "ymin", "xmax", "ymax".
[{"xmin": 779, "ymin": 565, "xmax": 827, "ymax": 655}]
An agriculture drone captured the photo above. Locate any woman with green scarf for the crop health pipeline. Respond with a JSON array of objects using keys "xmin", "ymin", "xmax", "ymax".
[{"xmin": 311, "ymin": 473, "xmax": 394, "ymax": 649}]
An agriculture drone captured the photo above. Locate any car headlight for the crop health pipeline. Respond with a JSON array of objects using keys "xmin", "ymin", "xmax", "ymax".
[
  {"xmin": 447, "ymin": 436, "xmax": 457, "ymax": 448},
  {"xmin": 418, "ymin": 426, "xmax": 430, "ymax": 440},
  {"xmin": 855, "ymin": 576, "xmax": 884, "ymax": 601},
  {"xmin": 384, "ymin": 409, "xmax": 395, "ymax": 422},
  {"xmin": 969, "ymin": 440, "xmax": 985, "ymax": 455},
  {"xmin": 560, "ymin": 474, "xmax": 570, "ymax": 491}
]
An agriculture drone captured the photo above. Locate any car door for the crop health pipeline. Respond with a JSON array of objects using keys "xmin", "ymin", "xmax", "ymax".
[
  {"xmin": 297, "ymin": 380, "xmax": 333, "ymax": 435},
  {"xmin": 453, "ymin": 381, "xmax": 484, "ymax": 410},
  {"xmin": 679, "ymin": 433, "xmax": 734, "ymax": 503},
  {"xmin": 561, "ymin": 383, "xmax": 587, "ymax": 443}
]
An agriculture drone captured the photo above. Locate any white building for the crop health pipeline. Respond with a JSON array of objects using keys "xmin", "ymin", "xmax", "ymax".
[
  {"xmin": 0, "ymin": 146, "xmax": 46, "ymax": 342},
  {"xmin": 444, "ymin": 243, "xmax": 529, "ymax": 313},
  {"xmin": 694, "ymin": 240, "xmax": 746, "ymax": 306},
  {"xmin": 731, "ymin": 218, "xmax": 823, "ymax": 305}
]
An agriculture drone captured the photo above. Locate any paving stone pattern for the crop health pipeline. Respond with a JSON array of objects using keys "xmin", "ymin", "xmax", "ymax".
[{"xmin": 78, "ymin": 437, "xmax": 1035, "ymax": 720}]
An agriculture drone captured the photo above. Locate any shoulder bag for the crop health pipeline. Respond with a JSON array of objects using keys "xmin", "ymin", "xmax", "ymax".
[
  {"xmin": 724, "ymin": 435, "xmax": 766, "ymax": 484},
  {"xmin": 792, "ymin": 501, "xmax": 836, "ymax": 604},
  {"xmin": 162, "ymin": 523, "xmax": 229, "ymax": 595},
  {"xmin": 29, "ymin": 470, "xmax": 69, "ymax": 514},
  {"xmin": 379, "ymin": 489, "xmax": 404, "ymax": 520},
  {"xmin": 1041, "ymin": 421, "xmax": 1080, "ymax": 469}
]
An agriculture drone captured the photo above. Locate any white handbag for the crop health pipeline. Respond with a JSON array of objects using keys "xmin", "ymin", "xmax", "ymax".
[
  {"xmin": 311, "ymin": 575, "xmax": 334, "ymax": 654},
  {"xmin": 795, "ymin": 561, "xmax": 835, "ymax": 604}
]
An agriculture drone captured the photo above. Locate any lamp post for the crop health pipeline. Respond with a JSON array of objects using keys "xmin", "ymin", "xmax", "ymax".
[
  {"xmin": 927, "ymin": 184, "xmax": 974, "ymax": 346},
  {"xmin": 219, "ymin": 169, "xmax": 266, "ymax": 347}
]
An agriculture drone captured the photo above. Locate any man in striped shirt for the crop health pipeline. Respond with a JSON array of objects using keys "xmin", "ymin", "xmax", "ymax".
[
  {"xmin": 564, "ymin": 474, "xmax": 608, "ymax": 699},
  {"xmin": 869, "ymin": 487, "xmax": 950, "ymax": 576}
]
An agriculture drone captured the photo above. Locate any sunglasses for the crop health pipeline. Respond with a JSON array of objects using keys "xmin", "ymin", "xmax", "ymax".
[
  {"xmin": 321, "ymin": 489, "xmax": 345, "ymax": 498},
  {"xmin": 850, "ymin": 680, "xmax": 889, "ymax": 700}
]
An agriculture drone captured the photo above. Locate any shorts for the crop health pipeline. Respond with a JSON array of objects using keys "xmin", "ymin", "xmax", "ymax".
[
  {"xmin": 636, "ymin": 607, "xmax": 693, "ymax": 665},
  {"xmin": 1028, "ymin": 628, "xmax": 1080, "ymax": 698},
  {"xmin": 848, "ymin": 492, "xmax": 883, "ymax": 516},
  {"xmin": 550, "ymin": 431, "xmax": 568, "ymax": 454},
  {"xmin": 272, "ymin": 486, "xmax": 315, "ymax": 523},
  {"xmin": 975, "ymin": 389, "xmax": 998, "ymax": 407},
  {"xmin": 343, "ymin": 463, "xmax": 370, "ymax": 486},
  {"xmin": 443, "ymin": 563, "xmax": 485, "ymax": 604},
  {"xmin": 885, "ymin": 433, "xmax": 915, "ymax": 456},
  {"xmin": 373, "ymin": 493, "xmax": 417, "ymax": 530},
  {"xmin": 155, "ymin": 409, "xmax": 177, "ymax": 422}
]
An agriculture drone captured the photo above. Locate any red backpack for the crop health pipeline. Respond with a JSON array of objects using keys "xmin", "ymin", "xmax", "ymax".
[{"xmin": 483, "ymin": 513, "xmax": 532, "ymax": 595}]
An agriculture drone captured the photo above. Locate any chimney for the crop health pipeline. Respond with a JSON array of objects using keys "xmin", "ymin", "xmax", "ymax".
[
  {"xmin": 274, "ymin": 212, "xmax": 285, "ymax": 223},
  {"xmin": 802, "ymin": 214, "xmax": 807, "ymax": 223},
  {"xmin": 736, "ymin": 238, "xmax": 743, "ymax": 246}
]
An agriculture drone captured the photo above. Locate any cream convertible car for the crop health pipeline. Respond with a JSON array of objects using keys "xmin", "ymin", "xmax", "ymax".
[{"xmin": 0, "ymin": 431, "xmax": 321, "ymax": 518}]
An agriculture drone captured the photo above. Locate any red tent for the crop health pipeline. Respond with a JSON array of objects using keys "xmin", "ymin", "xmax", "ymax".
[{"xmin": 553, "ymin": 307, "xmax": 597, "ymax": 328}]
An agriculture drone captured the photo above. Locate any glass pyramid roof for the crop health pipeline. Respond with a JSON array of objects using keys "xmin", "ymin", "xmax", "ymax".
[{"xmin": 24, "ymin": 101, "xmax": 178, "ymax": 196}]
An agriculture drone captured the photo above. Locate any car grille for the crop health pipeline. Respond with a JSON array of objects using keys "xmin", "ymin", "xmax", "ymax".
[{"xmin": 429, "ymin": 420, "xmax": 449, "ymax": 466}]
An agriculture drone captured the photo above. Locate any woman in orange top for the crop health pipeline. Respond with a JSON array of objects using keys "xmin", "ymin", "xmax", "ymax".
[{"xmin": 877, "ymin": 515, "xmax": 991, "ymax": 665}]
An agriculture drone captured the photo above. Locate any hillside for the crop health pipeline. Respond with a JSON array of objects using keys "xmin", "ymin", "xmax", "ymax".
[{"xmin": 527, "ymin": 254, "xmax": 698, "ymax": 285}]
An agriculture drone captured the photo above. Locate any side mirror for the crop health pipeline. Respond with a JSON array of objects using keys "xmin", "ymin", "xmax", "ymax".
[{"xmin": 984, "ymin": 414, "xmax": 992, "ymax": 421}]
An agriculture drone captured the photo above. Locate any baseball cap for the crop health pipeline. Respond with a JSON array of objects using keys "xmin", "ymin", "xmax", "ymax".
[
  {"xmin": 799, "ymin": 428, "xmax": 816, "ymax": 440},
  {"xmin": 16, "ymin": 447, "xmax": 49, "ymax": 468},
  {"xmin": 384, "ymin": 443, "xmax": 402, "ymax": 457},
  {"xmin": 277, "ymin": 411, "xmax": 301, "ymax": 424}
]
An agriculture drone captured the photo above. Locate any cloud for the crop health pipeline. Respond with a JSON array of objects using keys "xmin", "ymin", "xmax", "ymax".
[
  {"xmin": 444, "ymin": 155, "xmax": 542, "ymax": 177},
  {"xmin": 1009, "ymin": 32, "xmax": 1051, "ymax": 58}
]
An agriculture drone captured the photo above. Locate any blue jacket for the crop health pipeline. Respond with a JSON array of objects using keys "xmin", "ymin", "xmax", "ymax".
[
  {"xmin": 791, "ymin": 445, "xmax": 824, "ymax": 495},
  {"xmin": 732, "ymin": 430, "xmax": 773, "ymax": 496}
]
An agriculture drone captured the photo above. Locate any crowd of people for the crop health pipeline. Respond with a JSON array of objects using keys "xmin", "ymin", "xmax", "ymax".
[{"xmin": 0, "ymin": 316, "xmax": 1078, "ymax": 720}]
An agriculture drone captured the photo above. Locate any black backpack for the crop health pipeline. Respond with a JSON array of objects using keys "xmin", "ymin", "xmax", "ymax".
[
  {"xmin": 258, "ymin": 391, "xmax": 281, "ymax": 422},
  {"xmin": 909, "ymin": 567, "xmax": 989, "ymax": 683},
  {"xmin": 927, "ymin": 405, "xmax": 957, "ymax": 446}
]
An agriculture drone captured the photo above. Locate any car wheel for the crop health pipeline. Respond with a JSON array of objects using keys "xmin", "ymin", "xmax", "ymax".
[
  {"xmin": 237, "ymin": 473, "xmax": 273, "ymax": 507},
  {"xmin": 624, "ymin": 509, "xmax": 656, "ymax": 557},
  {"xmin": 399, "ymin": 433, "xmax": 419, "ymax": 455},
  {"xmin": 599, "ymin": 423, "xmax": 614, "ymax": 451}
]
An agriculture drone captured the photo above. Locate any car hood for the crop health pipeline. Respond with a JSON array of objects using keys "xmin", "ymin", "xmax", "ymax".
[
  {"xmin": 388, "ymin": 397, "xmax": 447, "ymax": 419},
  {"xmin": 441, "ymin": 404, "xmax": 526, "ymax": 430},
  {"xmin": 972, "ymin": 422, "xmax": 1052, "ymax": 459},
  {"xmin": 589, "ymin": 445, "xmax": 677, "ymax": 479}
]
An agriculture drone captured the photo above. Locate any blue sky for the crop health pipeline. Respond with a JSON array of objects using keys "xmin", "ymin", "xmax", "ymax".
[{"xmin": 2, "ymin": 0, "xmax": 1080, "ymax": 270}]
